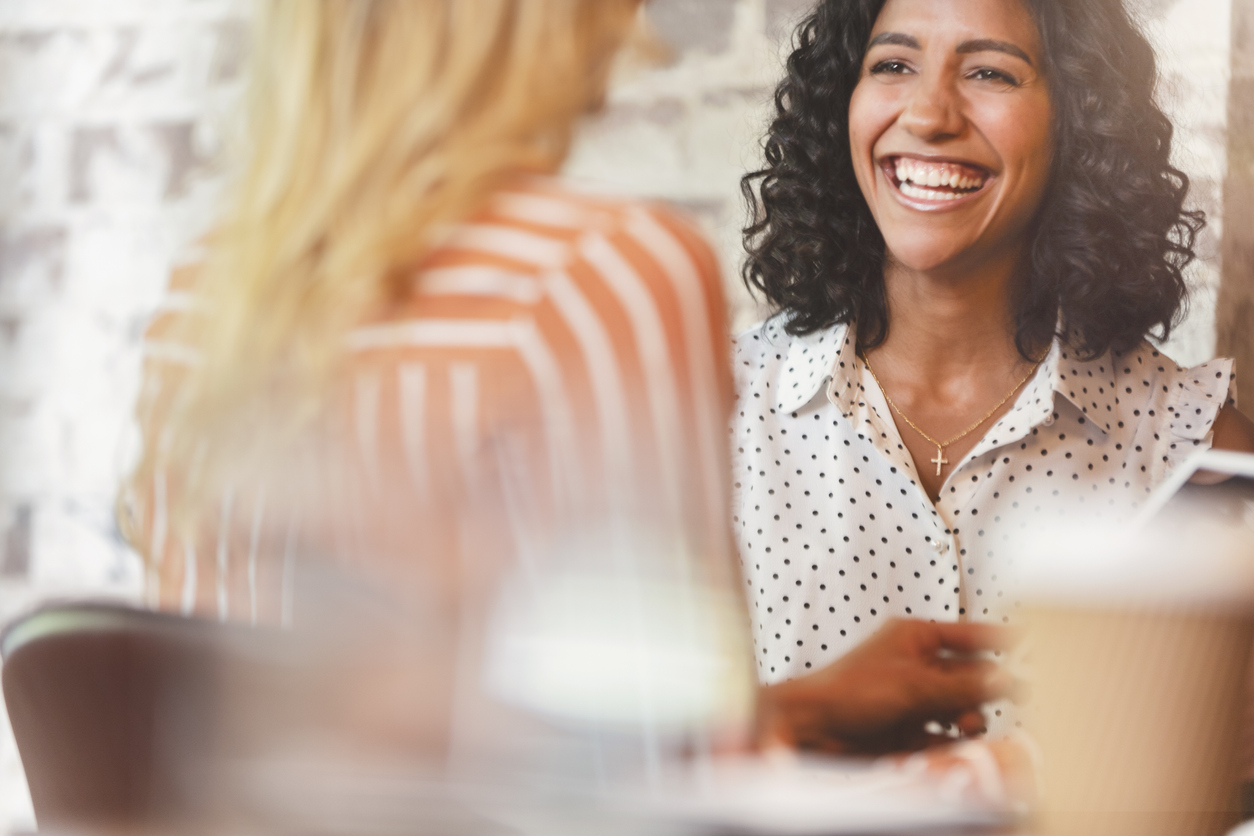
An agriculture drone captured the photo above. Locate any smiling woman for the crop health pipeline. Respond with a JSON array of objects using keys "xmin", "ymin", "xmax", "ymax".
[
  {"xmin": 850, "ymin": 2, "xmax": 1054, "ymax": 293},
  {"xmin": 743, "ymin": 0, "xmax": 1202, "ymax": 362},
  {"xmin": 735, "ymin": 0, "xmax": 1254, "ymax": 751}
]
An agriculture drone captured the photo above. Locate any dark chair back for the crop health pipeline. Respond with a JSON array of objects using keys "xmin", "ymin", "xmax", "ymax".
[{"xmin": 1, "ymin": 604, "xmax": 218, "ymax": 829}]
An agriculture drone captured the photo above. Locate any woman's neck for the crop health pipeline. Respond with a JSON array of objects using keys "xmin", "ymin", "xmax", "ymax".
[
  {"xmin": 860, "ymin": 250, "xmax": 1045, "ymax": 498},
  {"xmin": 869, "ymin": 250, "xmax": 1029, "ymax": 381}
]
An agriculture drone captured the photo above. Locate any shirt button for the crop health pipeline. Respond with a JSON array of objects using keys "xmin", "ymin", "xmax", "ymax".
[
  {"xmin": 932, "ymin": 540, "xmax": 947, "ymax": 553},
  {"xmin": 1043, "ymin": 415, "xmax": 1055, "ymax": 426}
]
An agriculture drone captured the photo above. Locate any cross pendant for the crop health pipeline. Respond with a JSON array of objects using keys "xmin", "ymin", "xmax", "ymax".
[{"xmin": 931, "ymin": 447, "xmax": 949, "ymax": 476}]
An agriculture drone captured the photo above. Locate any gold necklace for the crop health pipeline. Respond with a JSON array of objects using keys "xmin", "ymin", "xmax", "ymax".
[{"xmin": 861, "ymin": 354, "xmax": 1042, "ymax": 477}]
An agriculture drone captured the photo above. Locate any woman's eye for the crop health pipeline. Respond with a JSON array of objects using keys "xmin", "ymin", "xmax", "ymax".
[
  {"xmin": 870, "ymin": 59, "xmax": 912, "ymax": 76},
  {"xmin": 970, "ymin": 67, "xmax": 1020, "ymax": 86}
]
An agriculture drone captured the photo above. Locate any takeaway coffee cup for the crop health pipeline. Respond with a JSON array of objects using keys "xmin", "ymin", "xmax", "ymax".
[{"xmin": 1013, "ymin": 496, "xmax": 1254, "ymax": 836}]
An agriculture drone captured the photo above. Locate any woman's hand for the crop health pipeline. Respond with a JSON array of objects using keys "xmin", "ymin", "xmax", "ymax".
[
  {"xmin": 756, "ymin": 618, "xmax": 1020, "ymax": 755},
  {"xmin": 880, "ymin": 734, "xmax": 1042, "ymax": 809}
]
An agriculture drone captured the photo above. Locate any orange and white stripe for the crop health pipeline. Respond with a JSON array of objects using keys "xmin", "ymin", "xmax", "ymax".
[{"xmin": 134, "ymin": 177, "xmax": 736, "ymax": 627}]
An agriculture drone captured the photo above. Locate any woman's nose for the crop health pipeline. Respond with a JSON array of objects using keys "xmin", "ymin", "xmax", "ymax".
[{"xmin": 898, "ymin": 76, "xmax": 966, "ymax": 141}]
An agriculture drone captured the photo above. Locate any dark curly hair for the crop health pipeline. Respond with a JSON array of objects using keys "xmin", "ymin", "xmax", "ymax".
[{"xmin": 742, "ymin": 0, "xmax": 1204, "ymax": 359}]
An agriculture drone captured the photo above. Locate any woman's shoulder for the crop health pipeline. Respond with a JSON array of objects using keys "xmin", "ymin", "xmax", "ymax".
[
  {"xmin": 1056, "ymin": 339, "xmax": 1234, "ymax": 409},
  {"xmin": 392, "ymin": 177, "xmax": 727, "ymax": 329},
  {"xmin": 733, "ymin": 317, "xmax": 792, "ymax": 390},
  {"xmin": 734, "ymin": 316, "xmax": 790, "ymax": 359},
  {"xmin": 472, "ymin": 176, "xmax": 720, "ymax": 270},
  {"xmin": 1107, "ymin": 340, "xmax": 1235, "ymax": 408},
  {"xmin": 732, "ymin": 318, "xmax": 851, "ymax": 404},
  {"xmin": 1102, "ymin": 340, "xmax": 1237, "ymax": 464}
]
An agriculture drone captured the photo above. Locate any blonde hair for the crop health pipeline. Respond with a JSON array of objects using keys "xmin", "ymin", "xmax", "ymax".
[{"xmin": 126, "ymin": 0, "xmax": 642, "ymax": 542}]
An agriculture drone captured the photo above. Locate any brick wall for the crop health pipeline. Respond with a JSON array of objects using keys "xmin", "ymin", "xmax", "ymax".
[
  {"xmin": 1220, "ymin": 0, "xmax": 1254, "ymax": 404},
  {"xmin": 0, "ymin": 0, "xmax": 1235, "ymax": 827},
  {"xmin": 1141, "ymin": 0, "xmax": 1234, "ymax": 366},
  {"xmin": 0, "ymin": 1, "xmax": 247, "ymax": 825}
]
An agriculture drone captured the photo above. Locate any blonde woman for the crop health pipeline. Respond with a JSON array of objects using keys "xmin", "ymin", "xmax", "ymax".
[
  {"xmin": 128, "ymin": 0, "xmax": 736, "ymax": 614},
  {"xmin": 123, "ymin": 0, "xmax": 763, "ymax": 771},
  {"xmin": 123, "ymin": 0, "xmax": 1012, "ymax": 769}
]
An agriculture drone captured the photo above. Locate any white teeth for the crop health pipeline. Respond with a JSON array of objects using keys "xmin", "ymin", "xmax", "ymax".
[
  {"xmin": 900, "ymin": 181, "xmax": 962, "ymax": 201},
  {"xmin": 892, "ymin": 158, "xmax": 987, "ymax": 198}
]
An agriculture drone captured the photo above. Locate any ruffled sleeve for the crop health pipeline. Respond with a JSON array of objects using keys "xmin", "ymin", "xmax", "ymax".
[{"xmin": 1161, "ymin": 357, "xmax": 1236, "ymax": 476}]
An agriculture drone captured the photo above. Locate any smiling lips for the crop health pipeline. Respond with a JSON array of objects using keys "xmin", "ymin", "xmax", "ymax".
[{"xmin": 886, "ymin": 156, "xmax": 991, "ymax": 202}]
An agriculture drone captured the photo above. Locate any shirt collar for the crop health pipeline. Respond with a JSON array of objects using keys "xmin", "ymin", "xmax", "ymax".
[
  {"xmin": 774, "ymin": 319, "xmax": 1118, "ymax": 435},
  {"xmin": 774, "ymin": 320, "xmax": 851, "ymax": 415}
]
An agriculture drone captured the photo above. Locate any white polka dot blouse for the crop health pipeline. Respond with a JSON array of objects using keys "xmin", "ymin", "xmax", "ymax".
[{"xmin": 731, "ymin": 319, "xmax": 1236, "ymax": 686}]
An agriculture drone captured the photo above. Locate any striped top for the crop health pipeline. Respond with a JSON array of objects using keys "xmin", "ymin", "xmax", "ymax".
[
  {"xmin": 129, "ymin": 178, "xmax": 756, "ymax": 755},
  {"xmin": 134, "ymin": 176, "xmax": 737, "ymax": 621}
]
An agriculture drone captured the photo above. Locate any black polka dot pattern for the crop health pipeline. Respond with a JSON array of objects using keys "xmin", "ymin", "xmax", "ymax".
[{"xmin": 730, "ymin": 320, "xmax": 1236, "ymax": 700}]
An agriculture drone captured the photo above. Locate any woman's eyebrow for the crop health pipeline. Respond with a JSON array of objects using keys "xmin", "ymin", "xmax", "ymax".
[
  {"xmin": 867, "ymin": 32, "xmax": 921, "ymax": 50},
  {"xmin": 955, "ymin": 39, "xmax": 1033, "ymax": 66}
]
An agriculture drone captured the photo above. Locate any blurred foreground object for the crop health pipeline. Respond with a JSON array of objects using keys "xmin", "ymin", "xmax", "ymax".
[
  {"xmin": 1, "ymin": 604, "xmax": 217, "ymax": 828},
  {"xmin": 0, "ymin": 600, "xmax": 1013, "ymax": 835},
  {"xmin": 1016, "ymin": 450, "xmax": 1254, "ymax": 835},
  {"xmin": 1, "ymin": 595, "xmax": 465, "ymax": 832}
]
